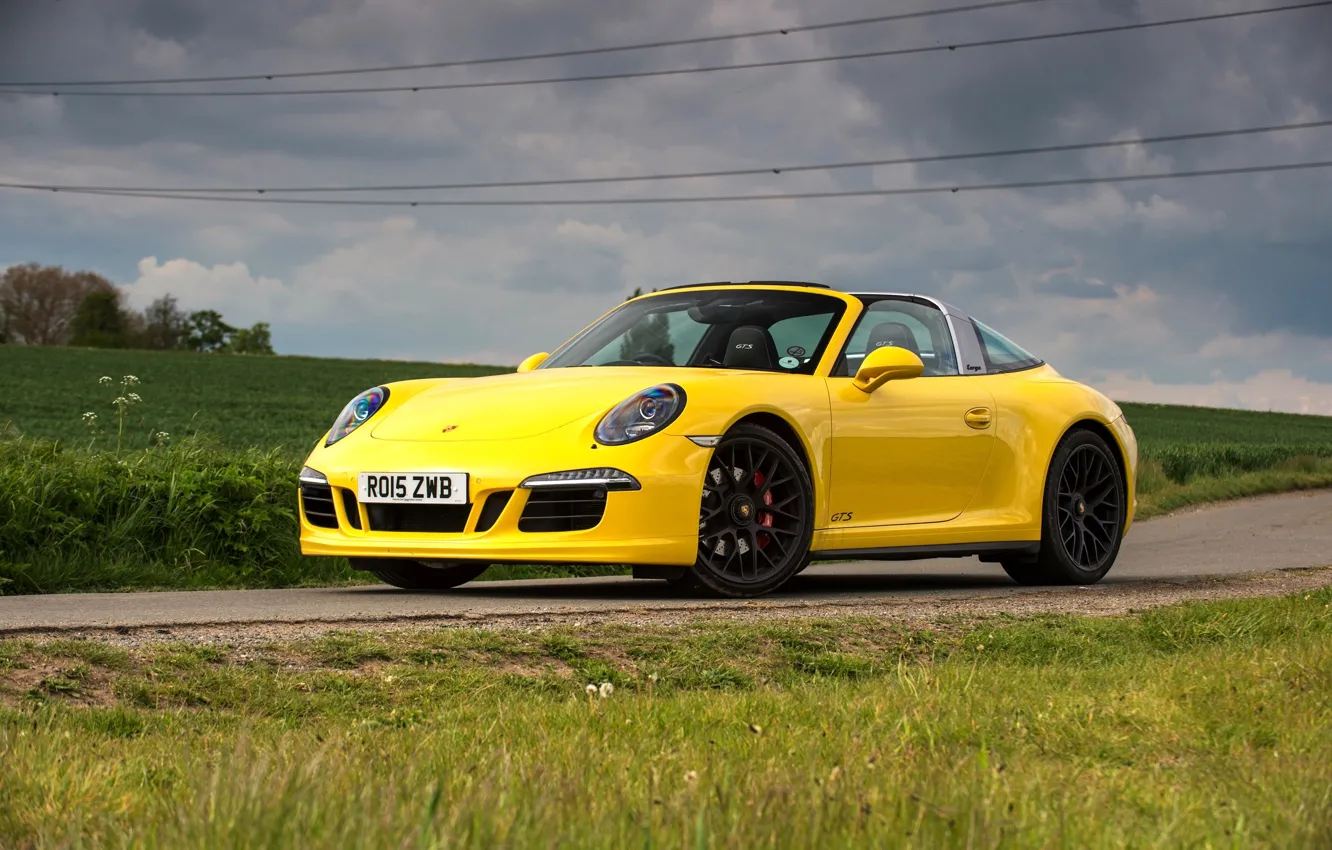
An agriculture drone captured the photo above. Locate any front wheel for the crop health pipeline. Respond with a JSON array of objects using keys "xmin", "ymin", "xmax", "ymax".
[
  {"xmin": 1003, "ymin": 429, "xmax": 1125, "ymax": 586},
  {"xmin": 352, "ymin": 558, "xmax": 489, "ymax": 590},
  {"xmin": 686, "ymin": 423, "xmax": 814, "ymax": 597}
]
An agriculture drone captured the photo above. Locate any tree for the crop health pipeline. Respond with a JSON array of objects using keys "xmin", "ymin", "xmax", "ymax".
[
  {"xmin": 141, "ymin": 294, "xmax": 190, "ymax": 350},
  {"xmin": 70, "ymin": 289, "xmax": 130, "ymax": 348},
  {"xmin": 225, "ymin": 322, "xmax": 275, "ymax": 355},
  {"xmin": 184, "ymin": 310, "xmax": 236, "ymax": 353},
  {"xmin": 0, "ymin": 263, "xmax": 115, "ymax": 345}
]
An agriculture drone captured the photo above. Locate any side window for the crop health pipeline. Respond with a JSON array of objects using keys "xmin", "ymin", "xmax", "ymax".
[
  {"xmin": 836, "ymin": 300, "xmax": 958, "ymax": 376},
  {"xmin": 972, "ymin": 319, "xmax": 1042, "ymax": 373},
  {"xmin": 769, "ymin": 313, "xmax": 835, "ymax": 368}
]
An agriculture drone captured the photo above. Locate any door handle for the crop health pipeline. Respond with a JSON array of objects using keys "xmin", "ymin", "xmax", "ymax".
[{"xmin": 964, "ymin": 407, "xmax": 992, "ymax": 429}]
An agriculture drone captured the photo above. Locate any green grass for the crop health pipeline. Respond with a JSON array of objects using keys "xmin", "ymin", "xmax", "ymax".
[
  {"xmin": 0, "ymin": 345, "xmax": 510, "ymax": 455},
  {"xmin": 1, "ymin": 590, "xmax": 1330, "ymax": 847},
  {"xmin": 1121, "ymin": 400, "xmax": 1332, "ymax": 486}
]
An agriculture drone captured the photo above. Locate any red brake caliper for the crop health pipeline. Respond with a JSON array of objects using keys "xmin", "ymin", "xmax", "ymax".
[{"xmin": 752, "ymin": 470, "xmax": 774, "ymax": 546}]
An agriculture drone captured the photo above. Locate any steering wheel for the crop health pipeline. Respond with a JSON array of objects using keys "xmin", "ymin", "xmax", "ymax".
[{"xmin": 630, "ymin": 352, "xmax": 674, "ymax": 366}]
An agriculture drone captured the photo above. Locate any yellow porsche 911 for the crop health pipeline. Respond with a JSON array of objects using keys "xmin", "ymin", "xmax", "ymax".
[{"xmin": 299, "ymin": 282, "xmax": 1137, "ymax": 597}]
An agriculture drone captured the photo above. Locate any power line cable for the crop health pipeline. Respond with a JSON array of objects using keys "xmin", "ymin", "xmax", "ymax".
[
  {"xmin": 8, "ymin": 160, "xmax": 1329, "ymax": 206},
  {"xmin": 4, "ymin": 118, "xmax": 1327, "ymax": 195},
  {"xmin": 4, "ymin": 2, "xmax": 1326, "ymax": 98},
  {"xmin": 0, "ymin": 0, "xmax": 1055, "ymax": 87}
]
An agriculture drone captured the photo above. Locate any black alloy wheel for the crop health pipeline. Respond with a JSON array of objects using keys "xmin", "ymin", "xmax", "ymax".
[
  {"xmin": 688, "ymin": 423, "xmax": 814, "ymax": 597},
  {"xmin": 1003, "ymin": 429, "xmax": 1125, "ymax": 586},
  {"xmin": 352, "ymin": 557, "xmax": 489, "ymax": 590}
]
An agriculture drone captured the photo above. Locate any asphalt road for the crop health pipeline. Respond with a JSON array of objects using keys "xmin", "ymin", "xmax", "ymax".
[{"xmin": 2, "ymin": 490, "xmax": 1330, "ymax": 634}]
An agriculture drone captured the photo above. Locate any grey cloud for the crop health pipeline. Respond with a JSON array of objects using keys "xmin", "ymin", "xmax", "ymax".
[{"xmin": 1, "ymin": 0, "xmax": 1330, "ymax": 405}]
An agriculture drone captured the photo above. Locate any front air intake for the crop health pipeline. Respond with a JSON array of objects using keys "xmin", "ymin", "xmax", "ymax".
[
  {"xmin": 518, "ymin": 487, "xmax": 607, "ymax": 533},
  {"xmin": 340, "ymin": 490, "xmax": 363, "ymax": 530},
  {"xmin": 365, "ymin": 503, "xmax": 471, "ymax": 533},
  {"xmin": 300, "ymin": 482, "xmax": 339, "ymax": 529},
  {"xmin": 474, "ymin": 491, "xmax": 513, "ymax": 533}
]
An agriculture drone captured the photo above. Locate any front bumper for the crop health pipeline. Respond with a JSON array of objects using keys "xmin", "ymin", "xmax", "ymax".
[{"xmin": 299, "ymin": 428, "xmax": 713, "ymax": 566}]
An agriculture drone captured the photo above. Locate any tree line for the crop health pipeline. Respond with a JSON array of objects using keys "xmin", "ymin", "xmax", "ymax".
[{"xmin": 0, "ymin": 263, "xmax": 274, "ymax": 354}]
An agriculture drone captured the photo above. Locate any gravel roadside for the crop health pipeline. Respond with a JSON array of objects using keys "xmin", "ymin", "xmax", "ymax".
[{"xmin": 7, "ymin": 566, "xmax": 1329, "ymax": 649}]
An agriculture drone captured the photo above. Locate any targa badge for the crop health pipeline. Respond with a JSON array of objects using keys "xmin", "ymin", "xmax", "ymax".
[{"xmin": 778, "ymin": 356, "xmax": 800, "ymax": 369}]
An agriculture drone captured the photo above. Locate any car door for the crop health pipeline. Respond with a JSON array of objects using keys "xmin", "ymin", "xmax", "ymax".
[{"xmin": 824, "ymin": 298, "xmax": 995, "ymax": 528}]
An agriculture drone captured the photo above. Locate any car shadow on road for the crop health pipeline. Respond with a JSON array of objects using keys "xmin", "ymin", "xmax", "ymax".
[{"xmin": 334, "ymin": 567, "xmax": 1020, "ymax": 601}]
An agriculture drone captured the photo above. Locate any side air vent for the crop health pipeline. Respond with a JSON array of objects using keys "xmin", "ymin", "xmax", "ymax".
[
  {"xmin": 474, "ymin": 491, "xmax": 513, "ymax": 533},
  {"xmin": 300, "ymin": 483, "xmax": 339, "ymax": 529},
  {"xmin": 340, "ymin": 490, "xmax": 362, "ymax": 530},
  {"xmin": 366, "ymin": 503, "xmax": 471, "ymax": 533},
  {"xmin": 519, "ymin": 487, "xmax": 607, "ymax": 533}
]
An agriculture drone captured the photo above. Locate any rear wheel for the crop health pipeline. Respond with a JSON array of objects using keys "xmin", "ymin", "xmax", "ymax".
[
  {"xmin": 687, "ymin": 423, "xmax": 814, "ymax": 597},
  {"xmin": 1003, "ymin": 429, "xmax": 1125, "ymax": 586},
  {"xmin": 352, "ymin": 558, "xmax": 489, "ymax": 590}
]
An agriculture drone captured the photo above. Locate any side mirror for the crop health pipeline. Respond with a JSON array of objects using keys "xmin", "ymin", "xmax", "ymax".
[
  {"xmin": 853, "ymin": 345, "xmax": 923, "ymax": 392},
  {"xmin": 516, "ymin": 352, "xmax": 550, "ymax": 373}
]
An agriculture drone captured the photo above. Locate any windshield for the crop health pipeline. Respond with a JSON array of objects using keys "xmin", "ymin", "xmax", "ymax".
[{"xmin": 541, "ymin": 289, "xmax": 848, "ymax": 374}]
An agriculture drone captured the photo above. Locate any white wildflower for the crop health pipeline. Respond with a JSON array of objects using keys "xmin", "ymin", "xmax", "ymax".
[
  {"xmin": 599, "ymin": 682, "xmax": 614, "ymax": 699},
  {"xmin": 123, "ymin": 375, "xmax": 140, "ymax": 385},
  {"xmin": 585, "ymin": 684, "xmax": 597, "ymax": 697},
  {"xmin": 81, "ymin": 412, "xmax": 97, "ymax": 423},
  {"xmin": 126, "ymin": 393, "xmax": 142, "ymax": 403},
  {"xmin": 113, "ymin": 396, "xmax": 128, "ymax": 406},
  {"xmin": 648, "ymin": 673, "xmax": 659, "ymax": 683},
  {"xmin": 99, "ymin": 376, "xmax": 113, "ymax": 385}
]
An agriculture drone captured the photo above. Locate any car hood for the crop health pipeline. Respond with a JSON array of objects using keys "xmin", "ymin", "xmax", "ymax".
[{"xmin": 371, "ymin": 367, "xmax": 726, "ymax": 442}]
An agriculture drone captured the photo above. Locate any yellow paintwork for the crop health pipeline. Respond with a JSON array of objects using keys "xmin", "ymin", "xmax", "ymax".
[
  {"xmin": 851, "ymin": 345, "xmax": 924, "ymax": 392},
  {"xmin": 515, "ymin": 352, "xmax": 549, "ymax": 373},
  {"xmin": 300, "ymin": 284, "xmax": 1137, "ymax": 567}
]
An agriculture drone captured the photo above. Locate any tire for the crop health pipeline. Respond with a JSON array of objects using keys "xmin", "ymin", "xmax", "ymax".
[
  {"xmin": 686, "ymin": 423, "xmax": 815, "ymax": 598},
  {"xmin": 352, "ymin": 557, "xmax": 489, "ymax": 590},
  {"xmin": 1002, "ymin": 429, "xmax": 1126, "ymax": 586}
]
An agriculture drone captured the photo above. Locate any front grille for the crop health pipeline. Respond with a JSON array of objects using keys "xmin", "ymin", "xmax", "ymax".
[
  {"xmin": 341, "ymin": 490, "xmax": 362, "ymax": 530},
  {"xmin": 474, "ymin": 491, "xmax": 512, "ymax": 532},
  {"xmin": 519, "ymin": 487, "xmax": 607, "ymax": 533},
  {"xmin": 300, "ymin": 483, "xmax": 339, "ymax": 529},
  {"xmin": 366, "ymin": 503, "xmax": 472, "ymax": 533}
]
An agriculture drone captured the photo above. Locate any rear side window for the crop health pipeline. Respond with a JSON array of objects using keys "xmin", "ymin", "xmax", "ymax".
[
  {"xmin": 834, "ymin": 298, "xmax": 958, "ymax": 377},
  {"xmin": 972, "ymin": 319, "xmax": 1042, "ymax": 373}
]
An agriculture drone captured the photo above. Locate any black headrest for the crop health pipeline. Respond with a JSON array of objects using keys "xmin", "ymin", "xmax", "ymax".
[
  {"xmin": 723, "ymin": 325, "xmax": 777, "ymax": 369},
  {"xmin": 866, "ymin": 321, "xmax": 919, "ymax": 355}
]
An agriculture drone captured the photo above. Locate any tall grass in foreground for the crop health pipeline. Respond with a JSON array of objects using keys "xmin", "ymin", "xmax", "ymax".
[
  {"xmin": 1, "ymin": 590, "xmax": 1330, "ymax": 847},
  {"xmin": 0, "ymin": 434, "xmax": 627, "ymax": 594},
  {"xmin": 0, "ymin": 434, "xmax": 349, "ymax": 593}
]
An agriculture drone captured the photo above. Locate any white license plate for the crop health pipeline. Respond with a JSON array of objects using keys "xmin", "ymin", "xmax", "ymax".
[{"xmin": 358, "ymin": 472, "xmax": 468, "ymax": 504}]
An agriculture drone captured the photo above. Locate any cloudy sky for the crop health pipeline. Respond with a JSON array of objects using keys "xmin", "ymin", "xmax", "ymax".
[{"xmin": 2, "ymin": 0, "xmax": 1330, "ymax": 413}]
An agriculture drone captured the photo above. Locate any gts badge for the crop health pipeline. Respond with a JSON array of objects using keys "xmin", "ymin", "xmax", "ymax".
[{"xmin": 830, "ymin": 511, "xmax": 854, "ymax": 523}]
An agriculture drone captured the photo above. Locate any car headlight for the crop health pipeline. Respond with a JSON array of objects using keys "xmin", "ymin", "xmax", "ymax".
[
  {"xmin": 594, "ymin": 384, "xmax": 686, "ymax": 446},
  {"xmin": 326, "ymin": 386, "xmax": 389, "ymax": 446}
]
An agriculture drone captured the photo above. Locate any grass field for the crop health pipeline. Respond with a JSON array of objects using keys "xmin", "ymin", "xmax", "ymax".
[
  {"xmin": 2, "ymin": 590, "xmax": 1330, "ymax": 847},
  {"xmin": 2, "ymin": 345, "xmax": 1331, "ymax": 594},
  {"xmin": 0, "ymin": 345, "xmax": 511, "ymax": 454}
]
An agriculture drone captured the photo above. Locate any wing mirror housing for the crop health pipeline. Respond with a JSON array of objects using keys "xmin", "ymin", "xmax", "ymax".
[
  {"xmin": 853, "ymin": 345, "xmax": 924, "ymax": 392},
  {"xmin": 516, "ymin": 352, "xmax": 550, "ymax": 373}
]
